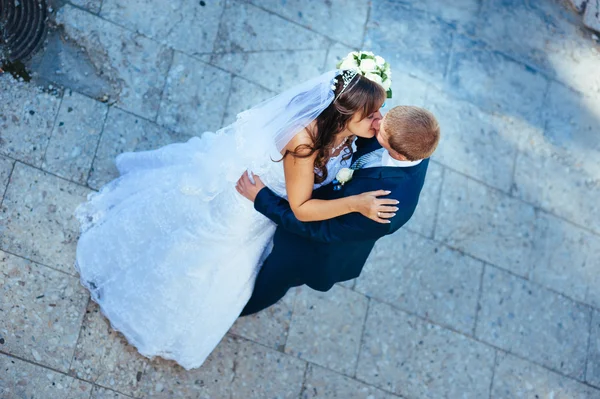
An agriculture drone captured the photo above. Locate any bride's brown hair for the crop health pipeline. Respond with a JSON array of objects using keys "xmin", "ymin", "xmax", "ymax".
[{"xmin": 282, "ymin": 73, "xmax": 386, "ymax": 184}]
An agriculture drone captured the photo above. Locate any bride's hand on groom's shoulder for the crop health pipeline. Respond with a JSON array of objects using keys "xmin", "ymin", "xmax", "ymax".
[{"xmin": 236, "ymin": 171, "xmax": 266, "ymax": 202}]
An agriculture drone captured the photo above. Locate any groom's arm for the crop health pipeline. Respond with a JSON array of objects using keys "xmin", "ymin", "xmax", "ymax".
[{"xmin": 254, "ymin": 187, "xmax": 392, "ymax": 243}]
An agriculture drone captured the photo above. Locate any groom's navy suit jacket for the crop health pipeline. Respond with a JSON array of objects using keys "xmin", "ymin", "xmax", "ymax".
[{"xmin": 240, "ymin": 137, "xmax": 430, "ymax": 316}]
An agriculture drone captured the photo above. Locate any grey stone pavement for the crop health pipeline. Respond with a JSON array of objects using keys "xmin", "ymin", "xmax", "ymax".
[{"xmin": 1, "ymin": 0, "xmax": 600, "ymax": 398}]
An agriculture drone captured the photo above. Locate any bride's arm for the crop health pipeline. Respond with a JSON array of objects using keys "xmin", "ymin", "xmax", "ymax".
[
  {"xmin": 283, "ymin": 150, "xmax": 356, "ymax": 222},
  {"xmin": 283, "ymin": 133, "xmax": 393, "ymax": 223}
]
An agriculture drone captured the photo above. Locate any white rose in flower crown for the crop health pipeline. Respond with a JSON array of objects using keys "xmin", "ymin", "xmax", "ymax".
[
  {"xmin": 335, "ymin": 167, "xmax": 354, "ymax": 185},
  {"xmin": 364, "ymin": 72, "xmax": 383, "ymax": 86},
  {"xmin": 359, "ymin": 58, "xmax": 377, "ymax": 73},
  {"xmin": 384, "ymin": 62, "xmax": 392, "ymax": 76},
  {"xmin": 381, "ymin": 78, "xmax": 392, "ymax": 91},
  {"xmin": 338, "ymin": 56, "xmax": 359, "ymax": 71},
  {"xmin": 375, "ymin": 55, "xmax": 385, "ymax": 67}
]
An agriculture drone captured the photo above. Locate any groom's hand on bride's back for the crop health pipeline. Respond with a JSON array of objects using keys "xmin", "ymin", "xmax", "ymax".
[{"xmin": 236, "ymin": 171, "xmax": 266, "ymax": 202}]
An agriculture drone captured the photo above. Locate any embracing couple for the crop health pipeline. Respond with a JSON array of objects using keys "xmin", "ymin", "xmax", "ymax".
[{"xmin": 74, "ymin": 52, "xmax": 440, "ymax": 370}]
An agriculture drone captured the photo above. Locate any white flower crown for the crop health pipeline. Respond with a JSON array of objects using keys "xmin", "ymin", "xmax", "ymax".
[{"xmin": 335, "ymin": 51, "xmax": 392, "ymax": 99}]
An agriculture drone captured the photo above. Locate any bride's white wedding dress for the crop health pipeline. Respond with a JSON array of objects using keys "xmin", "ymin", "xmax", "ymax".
[{"xmin": 74, "ymin": 70, "xmax": 349, "ymax": 369}]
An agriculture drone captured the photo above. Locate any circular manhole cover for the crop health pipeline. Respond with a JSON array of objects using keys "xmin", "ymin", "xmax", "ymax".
[{"xmin": 1, "ymin": 0, "xmax": 48, "ymax": 63}]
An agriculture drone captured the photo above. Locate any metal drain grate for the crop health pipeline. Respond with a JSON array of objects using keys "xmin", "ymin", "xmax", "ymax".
[{"xmin": 0, "ymin": 0, "xmax": 48, "ymax": 63}]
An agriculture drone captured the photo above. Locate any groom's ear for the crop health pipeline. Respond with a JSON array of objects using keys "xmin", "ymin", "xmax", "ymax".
[{"xmin": 388, "ymin": 149, "xmax": 408, "ymax": 161}]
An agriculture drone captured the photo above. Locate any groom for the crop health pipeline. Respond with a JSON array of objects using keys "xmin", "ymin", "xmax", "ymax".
[{"xmin": 237, "ymin": 106, "xmax": 440, "ymax": 316}]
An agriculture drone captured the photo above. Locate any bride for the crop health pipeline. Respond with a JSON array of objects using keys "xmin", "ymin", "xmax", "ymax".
[{"xmin": 75, "ymin": 52, "xmax": 395, "ymax": 369}]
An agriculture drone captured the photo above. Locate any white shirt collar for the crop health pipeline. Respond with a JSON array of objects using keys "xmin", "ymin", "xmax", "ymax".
[{"xmin": 381, "ymin": 150, "xmax": 422, "ymax": 167}]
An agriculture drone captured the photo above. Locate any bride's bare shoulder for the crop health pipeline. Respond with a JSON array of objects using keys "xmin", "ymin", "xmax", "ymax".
[{"xmin": 283, "ymin": 121, "xmax": 317, "ymax": 155}]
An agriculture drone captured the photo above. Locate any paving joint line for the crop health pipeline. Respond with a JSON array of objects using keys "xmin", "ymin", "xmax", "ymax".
[
  {"xmin": 40, "ymin": 89, "xmax": 65, "ymax": 168},
  {"xmin": 69, "ymin": 296, "xmax": 91, "ymax": 372},
  {"xmin": 220, "ymin": 74, "xmax": 236, "ymax": 128},
  {"xmin": 472, "ymin": 262, "xmax": 486, "ymax": 337},
  {"xmin": 282, "ymin": 288, "xmax": 300, "ymax": 351},
  {"xmin": 584, "ymin": 306, "xmax": 595, "ymax": 382},
  {"xmin": 85, "ymin": 103, "xmax": 110, "ymax": 187},
  {"xmin": 0, "ymin": 159, "xmax": 16, "ymax": 210},
  {"xmin": 359, "ymin": 0, "xmax": 372, "ymax": 50},
  {"xmin": 152, "ymin": 48, "xmax": 176, "ymax": 124},
  {"xmin": 0, "ymin": 247, "xmax": 79, "ymax": 278},
  {"xmin": 487, "ymin": 350, "xmax": 498, "ymax": 399},
  {"xmin": 1, "ymin": 158, "xmax": 95, "ymax": 191},
  {"xmin": 298, "ymin": 361, "xmax": 310, "ymax": 399},
  {"xmin": 92, "ymin": 383, "xmax": 136, "ymax": 398},
  {"xmin": 0, "ymin": 350, "xmax": 99, "ymax": 388},
  {"xmin": 353, "ymin": 297, "xmax": 370, "ymax": 378}
]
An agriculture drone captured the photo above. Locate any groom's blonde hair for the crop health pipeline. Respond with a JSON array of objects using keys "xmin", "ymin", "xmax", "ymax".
[{"xmin": 383, "ymin": 106, "xmax": 440, "ymax": 161}]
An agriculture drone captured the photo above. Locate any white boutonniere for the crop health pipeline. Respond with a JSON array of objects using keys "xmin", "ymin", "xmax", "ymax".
[{"xmin": 335, "ymin": 167, "xmax": 354, "ymax": 185}]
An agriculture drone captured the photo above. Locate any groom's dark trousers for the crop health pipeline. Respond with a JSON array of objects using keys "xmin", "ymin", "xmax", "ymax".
[{"xmin": 240, "ymin": 137, "xmax": 430, "ymax": 316}]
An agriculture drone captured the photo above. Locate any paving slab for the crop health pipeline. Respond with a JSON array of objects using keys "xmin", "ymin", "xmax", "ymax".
[
  {"xmin": 477, "ymin": 0, "xmax": 580, "ymax": 75},
  {"xmin": 0, "ymin": 353, "xmax": 93, "ymax": 399},
  {"xmin": 513, "ymin": 84, "xmax": 600, "ymax": 235},
  {"xmin": 356, "ymin": 300, "xmax": 495, "ymax": 398},
  {"xmin": 536, "ymin": 1, "xmax": 600, "ymax": 98},
  {"xmin": 587, "ymin": 309, "xmax": 600, "ymax": 388},
  {"xmin": 0, "ymin": 163, "xmax": 92, "ymax": 273},
  {"xmin": 91, "ymin": 386, "xmax": 131, "ymax": 399},
  {"xmin": 213, "ymin": 1, "xmax": 329, "ymax": 52},
  {"xmin": 230, "ymin": 286, "xmax": 296, "ymax": 351},
  {"xmin": 210, "ymin": 50, "xmax": 328, "ymax": 93},
  {"xmin": 530, "ymin": 211, "xmax": 600, "ymax": 307},
  {"xmin": 0, "ymin": 75, "xmax": 62, "ymax": 166},
  {"xmin": 435, "ymin": 170, "xmax": 536, "ymax": 278},
  {"xmin": 70, "ymin": 301, "xmax": 150, "ymax": 397},
  {"xmin": 403, "ymin": 160, "xmax": 443, "ymax": 238},
  {"xmin": 56, "ymin": 4, "xmax": 173, "ymax": 120},
  {"xmin": 543, "ymin": 81, "xmax": 600, "ymax": 156},
  {"xmin": 138, "ymin": 335, "xmax": 237, "ymax": 399},
  {"xmin": 356, "ymin": 229, "xmax": 483, "ymax": 335},
  {"xmin": 325, "ymin": 43, "xmax": 356, "ymax": 73},
  {"xmin": 231, "ymin": 337, "xmax": 306, "ymax": 399},
  {"xmin": 285, "ymin": 285, "xmax": 368, "ymax": 376},
  {"xmin": 492, "ymin": 351, "xmax": 599, "ymax": 399},
  {"xmin": 88, "ymin": 107, "xmax": 192, "ymax": 190},
  {"xmin": 0, "ymin": 250, "xmax": 89, "ymax": 372},
  {"xmin": 584, "ymin": 0, "xmax": 600, "ymax": 33},
  {"xmin": 365, "ymin": 1, "xmax": 453, "ymax": 85},
  {"xmin": 476, "ymin": 266, "xmax": 591, "ymax": 380},
  {"xmin": 302, "ymin": 364, "xmax": 398, "ymax": 399},
  {"xmin": 251, "ymin": 0, "xmax": 369, "ymax": 48},
  {"xmin": 30, "ymin": 31, "xmax": 118, "ymax": 102},
  {"xmin": 446, "ymin": 35, "xmax": 549, "ymax": 126},
  {"xmin": 101, "ymin": 0, "xmax": 224, "ymax": 55},
  {"xmin": 426, "ymin": 88, "xmax": 537, "ymax": 193},
  {"xmin": 387, "ymin": 0, "xmax": 481, "ymax": 33},
  {"xmin": 386, "ymin": 71, "xmax": 429, "ymax": 109},
  {"xmin": 157, "ymin": 52, "xmax": 231, "ymax": 134},
  {"xmin": 222, "ymin": 77, "xmax": 276, "ymax": 126},
  {"xmin": 42, "ymin": 91, "xmax": 108, "ymax": 184}
]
